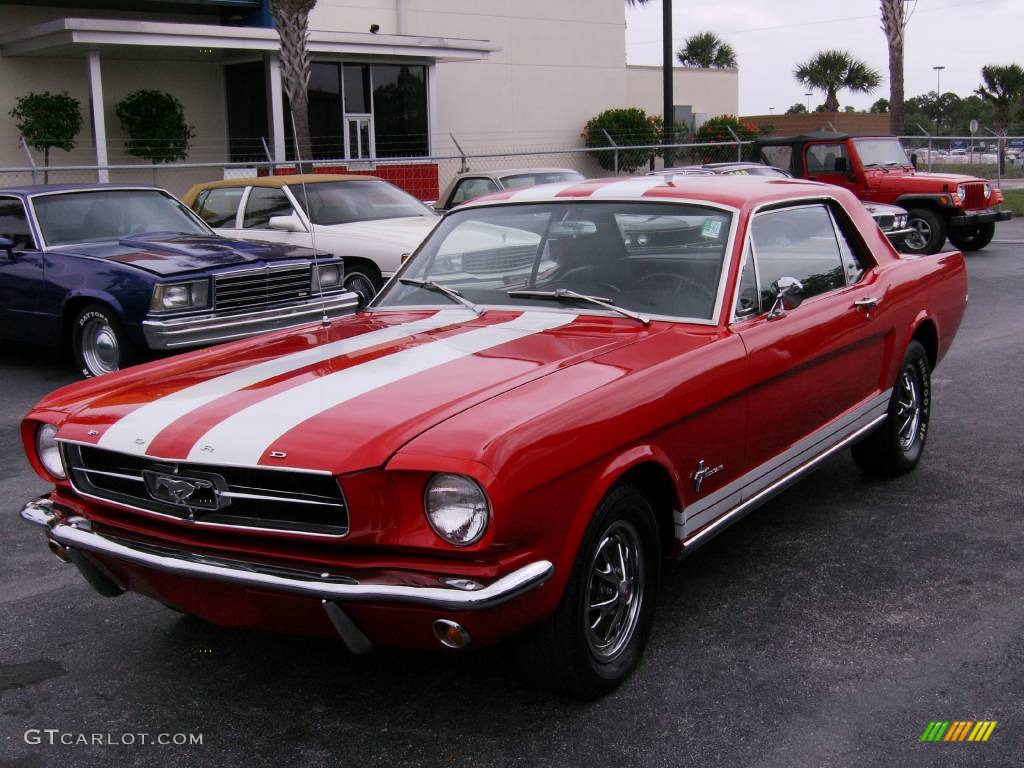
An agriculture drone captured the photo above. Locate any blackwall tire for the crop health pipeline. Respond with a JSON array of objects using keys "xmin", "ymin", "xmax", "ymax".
[{"xmin": 947, "ymin": 222, "xmax": 995, "ymax": 251}]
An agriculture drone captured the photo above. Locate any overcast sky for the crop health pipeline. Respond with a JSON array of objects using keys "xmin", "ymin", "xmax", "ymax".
[{"xmin": 625, "ymin": 0, "xmax": 1021, "ymax": 116}]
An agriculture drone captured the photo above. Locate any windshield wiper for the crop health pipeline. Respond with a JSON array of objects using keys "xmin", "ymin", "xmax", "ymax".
[
  {"xmin": 507, "ymin": 288, "xmax": 650, "ymax": 326},
  {"xmin": 399, "ymin": 278, "xmax": 485, "ymax": 316}
]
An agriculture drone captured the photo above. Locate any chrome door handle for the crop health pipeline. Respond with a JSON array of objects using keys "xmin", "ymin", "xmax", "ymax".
[{"xmin": 854, "ymin": 297, "xmax": 881, "ymax": 309}]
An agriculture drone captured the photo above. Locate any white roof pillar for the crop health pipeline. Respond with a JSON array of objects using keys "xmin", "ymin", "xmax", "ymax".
[
  {"xmin": 267, "ymin": 53, "xmax": 286, "ymax": 164},
  {"xmin": 87, "ymin": 49, "xmax": 109, "ymax": 183}
]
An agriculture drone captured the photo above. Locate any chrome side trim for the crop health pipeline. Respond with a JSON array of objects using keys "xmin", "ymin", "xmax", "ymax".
[
  {"xmin": 20, "ymin": 497, "xmax": 553, "ymax": 611},
  {"xmin": 675, "ymin": 389, "xmax": 891, "ymax": 543}
]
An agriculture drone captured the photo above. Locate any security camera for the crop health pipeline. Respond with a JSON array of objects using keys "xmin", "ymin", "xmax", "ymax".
[{"xmin": 369, "ymin": 24, "xmax": 380, "ymax": 33}]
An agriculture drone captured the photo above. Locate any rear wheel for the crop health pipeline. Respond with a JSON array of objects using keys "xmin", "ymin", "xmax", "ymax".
[
  {"xmin": 947, "ymin": 222, "xmax": 995, "ymax": 251},
  {"xmin": 71, "ymin": 304, "xmax": 136, "ymax": 378},
  {"xmin": 852, "ymin": 341, "xmax": 931, "ymax": 477},
  {"xmin": 516, "ymin": 483, "xmax": 659, "ymax": 698},
  {"xmin": 903, "ymin": 208, "xmax": 946, "ymax": 254},
  {"xmin": 342, "ymin": 262, "xmax": 383, "ymax": 305}
]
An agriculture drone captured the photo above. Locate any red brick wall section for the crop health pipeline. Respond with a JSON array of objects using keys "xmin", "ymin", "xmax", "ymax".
[
  {"xmin": 267, "ymin": 163, "xmax": 440, "ymax": 201},
  {"xmin": 742, "ymin": 112, "xmax": 892, "ymax": 137}
]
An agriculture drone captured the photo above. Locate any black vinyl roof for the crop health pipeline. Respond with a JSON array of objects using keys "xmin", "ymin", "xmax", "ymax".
[{"xmin": 755, "ymin": 132, "xmax": 853, "ymax": 145}]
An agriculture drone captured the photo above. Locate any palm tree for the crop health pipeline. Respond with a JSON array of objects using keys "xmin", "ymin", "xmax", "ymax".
[
  {"xmin": 974, "ymin": 64, "xmax": 1024, "ymax": 132},
  {"xmin": 269, "ymin": 0, "xmax": 317, "ymax": 161},
  {"xmin": 880, "ymin": 0, "xmax": 911, "ymax": 135},
  {"xmin": 676, "ymin": 32, "xmax": 737, "ymax": 69},
  {"xmin": 794, "ymin": 50, "xmax": 882, "ymax": 113}
]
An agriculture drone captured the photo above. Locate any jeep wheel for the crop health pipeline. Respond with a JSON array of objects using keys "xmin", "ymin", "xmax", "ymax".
[
  {"xmin": 904, "ymin": 208, "xmax": 946, "ymax": 255},
  {"xmin": 947, "ymin": 222, "xmax": 995, "ymax": 251}
]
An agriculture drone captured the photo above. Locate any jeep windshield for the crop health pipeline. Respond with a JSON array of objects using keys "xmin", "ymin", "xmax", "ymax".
[
  {"xmin": 854, "ymin": 138, "xmax": 912, "ymax": 167},
  {"xmin": 373, "ymin": 201, "xmax": 733, "ymax": 322}
]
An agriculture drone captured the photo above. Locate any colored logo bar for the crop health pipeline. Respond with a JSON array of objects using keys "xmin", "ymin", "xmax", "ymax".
[{"xmin": 920, "ymin": 721, "xmax": 997, "ymax": 742}]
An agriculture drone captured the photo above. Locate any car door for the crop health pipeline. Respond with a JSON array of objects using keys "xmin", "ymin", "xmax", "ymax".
[
  {"xmin": 733, "ymin": 202, "xmax": 891, "ymax": 474},
  {"xmin": 193, "ymin": 186, "xmax": 245, "ymax": 237},
  {"xmin": 0, "ymin": 195, "xmax": 47, "ymax": 344},
  {"xmin": 804, "ymin": 142, "xmax": 859, "ymax": 195},
  {"xmin": 237, "ymin": 186, "xmax": 310, "ymax": 247}
]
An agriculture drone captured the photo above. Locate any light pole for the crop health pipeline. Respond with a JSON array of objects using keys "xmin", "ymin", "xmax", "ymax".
[
  {"xmin": 769, "ymin": 107, "xmax": 775, "ymax": 114},
  {"xmin": 932, "ymin": 65, "xmax": 945, "ymax": 96},
  {"xmin": 805, "ymin": 92, "xmax": 813, "ymax": 111}
]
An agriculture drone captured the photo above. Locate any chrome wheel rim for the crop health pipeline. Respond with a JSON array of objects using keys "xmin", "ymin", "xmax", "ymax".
[
  {"xmin": 344, "ymin": 274, "xmax": 377, "ymax": 305},
  {"xmin": 906, "ymin": 218, "xmax": 931, "ymax": 250},
  {"xmin": 585, "ymin": 520, "xmax": 644, "ymax": 663},
  {"xmin": 896, "ymin": 369, "xmax": 921, "ymax": 450},
  {"xmin": 81, "ymin": 317, "xmax": 119, "ymax": 376}
]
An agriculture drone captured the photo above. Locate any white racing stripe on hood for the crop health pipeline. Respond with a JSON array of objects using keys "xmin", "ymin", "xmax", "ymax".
[
  {"xmin": 506, "ymin": 181, "xmax": 585, "ymax": 201},
  {"xmin": 98, "ymin": 310, "xmax": 476, "ymax": 455},
  {"xmin": 586, "ymin": 177, "xmax": 668, "ymax": 198},
  {"xmin": 186, "ymin": 311, "xmax": 577, "ymax": 466}
]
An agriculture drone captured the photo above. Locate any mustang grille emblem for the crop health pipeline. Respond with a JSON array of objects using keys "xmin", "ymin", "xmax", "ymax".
[{"xmin": 142, "ymin": 467, "xmax": 229, "ymax": 518}]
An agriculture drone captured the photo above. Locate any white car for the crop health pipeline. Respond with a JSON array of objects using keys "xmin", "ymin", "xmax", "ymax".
[
  {"xmin": 183, "ymin": 175, "xmax": 439, "ymax": 304},
  {"xmin": 435, "ymin": 168, "xmax": 586, "ymax": 211}
]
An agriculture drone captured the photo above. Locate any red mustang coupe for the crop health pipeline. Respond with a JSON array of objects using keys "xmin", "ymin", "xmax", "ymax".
[{"xmin": 20, "ymin": 176, "xmax": 967, "ymax": 696}]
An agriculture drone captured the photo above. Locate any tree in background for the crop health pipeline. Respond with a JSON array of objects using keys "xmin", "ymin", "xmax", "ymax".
[
  {"xmin": 270, "ymin": 0, "xmax": 317, "ymax": 160},
  {"xmin": 880, "ymin": 0, "xmax": 913, "ymax": 135},
  {"xmin": 975, "ymin": 64, "xmax": 1024, "ymax": 133},
  {"xmin": 676, "ymin": 31, "xmax": 737, "ymax": 69},
  {"xmin": 694, "ymin": 115, "xmax": 761, "ymax": 162},
  {"xmin": 9, "ymin": 91, "xmax": 82, "ymax": 182},
  {"xmin": 870, "ymin": 98, "xmax": 890, "ymax": 113},
  {"xmin": 794, "ymin": 50, "xmax": 881, "ymax": 112},
  {"xmin": 115, "ymin": 90, "xmax": 195, "ymax": 163},
  {"xmin": 785, "ymin": 103, "xmax": 808, "ymax": 115},
  {"xmin": 583, "ymin": 108, "xmax": 661, "ymax": 172}
]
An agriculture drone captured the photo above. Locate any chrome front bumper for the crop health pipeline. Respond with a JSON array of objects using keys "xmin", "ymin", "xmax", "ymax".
[
  {"xmin": 20, "ymin": 496, "xmax": 553, "ymax": 611},
  {"xmin": 142, "ymin": 291, "xmax": 361, "ymax": 350}
]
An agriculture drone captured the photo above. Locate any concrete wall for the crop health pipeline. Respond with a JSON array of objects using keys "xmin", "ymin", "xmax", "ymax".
[{"xmin": 626, "ymin": 66, "xmax": 739, "ymax": 126}]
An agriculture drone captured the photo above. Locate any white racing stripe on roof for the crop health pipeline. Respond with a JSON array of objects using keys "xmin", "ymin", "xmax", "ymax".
[
  {"xmin": 98, "ymin": 310, "xmax": 475, "ymax": 455},
  {"xmin": 586, "ymin": 177, "xmax": 668, "ymax": 199},
  {"xmin": 506, "ymin": 181, "xmax": 587, "ymax": 201},
  {"xmin": 186, "ymin": 311, "xmax": 577, "ymax": 466}
]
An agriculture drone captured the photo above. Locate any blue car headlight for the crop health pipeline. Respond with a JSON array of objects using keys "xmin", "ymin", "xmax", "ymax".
[{"xmin": 151, "ymin": 280, "xmax": 210, "ymax": 312}]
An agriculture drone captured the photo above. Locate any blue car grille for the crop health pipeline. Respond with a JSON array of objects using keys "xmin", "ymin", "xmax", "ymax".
[{"xmin": 214, "ymin": 264, "xmax": 313, "ymax": 311}]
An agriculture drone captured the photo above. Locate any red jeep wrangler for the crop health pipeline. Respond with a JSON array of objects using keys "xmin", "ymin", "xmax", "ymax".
[{"xmin": 755, "ymin": 132, "xmax": 1012, "ymax": 254}]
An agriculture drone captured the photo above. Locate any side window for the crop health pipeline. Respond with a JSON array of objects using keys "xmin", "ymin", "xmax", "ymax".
[
  {"xmin": 760, "ymin": 145, "xmax": 792, "ymax": 172},
  {"xmin": 449, "ymin": 177, "xmax": 499, "ymax": 207},
  {"xmin": 806, "ymin": 144, "xmax": 850, "ymax": 174},
  {"xmin": 829, "ymin": 206, "xmax": 870, "ymax": 285},
  {"xmin": 243, "ymin": 187, "xmax": 294, "ymax": 228},
  {"xmin": 0, "ymin": 197, "xmax": 35, "ymax": 250},
  {"xmin": 751, "ymin": 205, "xmax": 846, "ymax": 305},
  {"xmin": 196, "ymin": 187, "xmax": 243, "ymax": 228}
]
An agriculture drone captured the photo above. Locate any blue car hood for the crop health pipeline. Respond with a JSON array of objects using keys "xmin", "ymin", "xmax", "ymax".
[{"xmin": 70, "ymin": 233, "xmax": 320, "ymax": 276}]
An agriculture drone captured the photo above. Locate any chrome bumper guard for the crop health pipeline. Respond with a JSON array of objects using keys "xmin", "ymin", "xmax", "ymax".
[
  {"xmin": 142, "ymin": 291, "xmax": 361, "ymax": 350},
  {"xmin": 20, "ymin": 497, "xmax": 553, "ymax": 611}
]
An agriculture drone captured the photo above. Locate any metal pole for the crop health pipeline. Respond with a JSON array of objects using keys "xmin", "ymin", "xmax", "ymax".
[
  {"xmin": 725, "ymin": 126, "xmax": 742, "ymax": 161},
  {"xmin": 449, "ymin": 133, "xmax": 468, "ymax": 172},
  {"xmin": 662, "ymin": 0, "xmax": 674, "ymax": 169},
  {"xmin": 601, "ymin": 129, "xmax": 620, "ymax": 175},
  {"xmin": 917, "ymin": 124, "xmax": 933, "ymax": 171},
  {"xmin": 19, "ymin": 136, "xmax": 37, "ymax": 184}
]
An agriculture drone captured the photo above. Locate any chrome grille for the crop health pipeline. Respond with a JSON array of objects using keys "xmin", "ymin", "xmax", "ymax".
[
  {"xmin": 462, "ymin": 246, "xmax": 536, "ymax": 273},
  {"xmin": 63, "ymin": 443, "xmax": 348, "ymax": 536},
  {"xmin": 214, "ymin": 264, "xmax": 313, "ymax": 311},
  {"xmin": 962, "ymin": 182, "xmax": 985, "ymax": 209}
]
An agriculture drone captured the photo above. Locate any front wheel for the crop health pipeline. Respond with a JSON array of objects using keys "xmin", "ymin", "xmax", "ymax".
[
  {"xmin": 516, "ymin": 483, "xmax": 659, "ymax": 698},
  {"xmin": 71, "ymin": 304, "xmax": 136, "ymax": 378},
  {"xmin": 947, "ymin": 222, "xmax": 995, "ymax": 251},
  {"xmin": 852, "ymin": 340, "xmax": 931, "ymax": 477},
  {"xmin": 342, "ymin": 262, "xmax": 383, "ymax": 305},
  {"xmin": 903, "ymin": 208, "xmax": 947, "ymax": 255}
]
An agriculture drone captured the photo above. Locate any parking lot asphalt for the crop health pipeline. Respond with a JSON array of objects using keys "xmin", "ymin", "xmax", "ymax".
[{"xmin": 2, "ymin": 231, "xmax": 1022, "ymax": 768}]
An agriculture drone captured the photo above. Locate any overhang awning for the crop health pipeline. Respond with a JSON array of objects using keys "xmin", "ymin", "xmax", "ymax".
[{"xmin": 0, "ymin": 17, "xmax": 499, "ymax": 62}]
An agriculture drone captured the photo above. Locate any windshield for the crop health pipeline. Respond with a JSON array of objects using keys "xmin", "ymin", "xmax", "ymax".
[
  {"xmin": 289, "ymin": 179, "xmax": 434, "ymax": 225},
  {"xmin": 33, "ymin": 189, "xmax": 210, "ymax": 247},
  {"xmin": 499, "ymin": 171, "xmax": 585, "ymax": 190},
  {"xmin": 374, "ymin": 201, "xmax": 733, "ymax": 322},
  {"xmin": 853, "ymin": 139, "xmax": 911, "ymax": 167}
]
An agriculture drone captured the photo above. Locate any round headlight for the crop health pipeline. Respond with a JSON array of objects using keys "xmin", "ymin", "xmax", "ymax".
[
  {"xmin": 984, "ymin": 183, "xmax": 992, "ymax": 199},
  {"xmin": 957, "ymin": 183, "xmax": 967, "ymax": 201},
  {"xmin": 424, "ymin": 473, "xmax": 490, "ymax": 546},
  {"xmin": 36, "ymin": 423, "xmax": 65, "ymax": 479}
]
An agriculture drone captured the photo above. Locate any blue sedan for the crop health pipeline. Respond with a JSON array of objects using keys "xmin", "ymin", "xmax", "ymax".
[{"xmin": 0, "ymin": 185, "xmax": 358, "ymax": 377}]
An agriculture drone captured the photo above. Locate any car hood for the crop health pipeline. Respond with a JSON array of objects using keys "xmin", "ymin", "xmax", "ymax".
[
  {"xmin": 867, "ymin": 170, "xmax": 984, "ymax": 194},
  {"xmin": 43, "ymin": 308, "xmax": 660, "ymax": 475},
  {"xmin": 68, "ymin": 233, "xmax": 320, "ymax": 276},
  {"xmin": 313, "ymin": 216, "xmax": 437, "ymax": 250}
]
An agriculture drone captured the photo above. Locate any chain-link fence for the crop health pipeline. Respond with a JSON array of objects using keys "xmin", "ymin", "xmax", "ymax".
[
  {"xmin": 0, "ymin": 140, "xmax": 755, "ymax": 200},
  {"xmin": 899, "ymin": 135, "xmax": 1024, "ymax": 182}
]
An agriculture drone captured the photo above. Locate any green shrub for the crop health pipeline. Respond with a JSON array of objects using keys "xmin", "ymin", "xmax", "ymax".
[
  {"xmin": 694, "ymin": 114, "xmax": 761, "ymax": 162},
  {"xmin": 583, "ymin": 108, "xmax": 661, "ymax": 172},
  {"xmin": 9, "ymin": 91, "xmax": 82, "ymax": 175},
  {"xmin": 115, "ymin": 90, "xmax": 195, "ymax": 163}
]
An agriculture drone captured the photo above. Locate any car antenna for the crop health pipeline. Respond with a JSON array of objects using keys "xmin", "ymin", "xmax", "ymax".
[{"xmin": 289, "ymin": 110, "xmax": 330, "ymax": 329}]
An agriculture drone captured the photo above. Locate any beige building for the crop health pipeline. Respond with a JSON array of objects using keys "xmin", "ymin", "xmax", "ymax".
[{"xmin": 0, "ymin": 1, "xmax": 738, "ymax": 195}]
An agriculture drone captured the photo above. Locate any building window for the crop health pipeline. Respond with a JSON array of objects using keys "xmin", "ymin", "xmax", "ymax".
[
  {"xmin": 225, "ymin": 61, "xmax": 269, "ymax": 162},
  {"xmin": 310, "ymin": 62, "xmax": 343, "ymax": 158},
  {"xmin": 372, "ymin": 64, "xmax": 428, "ymax": 158}
]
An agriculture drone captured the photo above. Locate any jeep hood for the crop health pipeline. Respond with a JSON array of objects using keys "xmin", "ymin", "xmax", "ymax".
[
  {"xmin": 41, "ymin": 308, "xmax": 664, "ymax": 475},
  {"xmin": 867, "ymin": 170, "xmax": 986, "ymax": 195}
]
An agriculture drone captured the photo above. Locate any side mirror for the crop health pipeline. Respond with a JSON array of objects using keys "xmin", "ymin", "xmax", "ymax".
[
  {"xmin": 268, "ymin": 214, "xmax": 306, "ymax": 233},
  {"xmin": 834, "ymin": 156, "xmax": 848, "ymax": 173},
  {"xmin": 768, "ymin": 277, "xmax": 804, "ymax": 319},
  {"xmin": 910, "ymin": 153, "xmax": 919, "ymax": 170},
  {"xmin": 0, "ymin": 236, "xmax": 13, "ymax": 259}
]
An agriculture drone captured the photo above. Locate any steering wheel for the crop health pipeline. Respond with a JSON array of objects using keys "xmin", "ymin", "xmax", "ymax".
[
  {"xmin": 634, "ymin": 273, "xmax": 716, "ymax": 302},
  {"xmin": 551, "ymin": 266, "xmax": 622, "ymax": 298}
]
